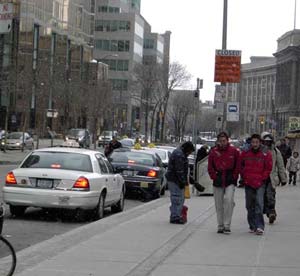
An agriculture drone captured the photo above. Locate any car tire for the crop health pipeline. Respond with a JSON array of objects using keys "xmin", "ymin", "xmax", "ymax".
[
  {"xmin": 94, "ymin": 192, "xmax": 105, "ymax": 220},
  {"xmin": 111, "ymin": 188, "xmax": 125, "ymax": 213},
  {"xmin": 10, "ymin": 205, "xmax": 27, "ymax": 217}
]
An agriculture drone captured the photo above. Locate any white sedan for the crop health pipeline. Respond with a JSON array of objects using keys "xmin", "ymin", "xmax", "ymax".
[{"xmin": 3, "ymin": 147, "xmax": 125, "ymax": 221}]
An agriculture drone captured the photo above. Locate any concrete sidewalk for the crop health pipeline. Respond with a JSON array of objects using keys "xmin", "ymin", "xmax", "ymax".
[{"xmin": 15, "ymin": 185, "xmax": 300, "ymax": 276}]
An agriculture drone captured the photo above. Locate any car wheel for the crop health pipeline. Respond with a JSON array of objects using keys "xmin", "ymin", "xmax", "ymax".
[
  {"xmin": 94, "ymin": 192, "xmax": 105, "ymax": 220},
  {"xmin": 10, "ymin": 205, "xmax": 27, "ymax": 217},
  {"xmin": 111, "ymin": 188, "xmax": 125, "ymax": 213}
]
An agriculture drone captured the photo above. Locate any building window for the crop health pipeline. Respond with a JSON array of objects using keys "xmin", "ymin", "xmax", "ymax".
[
  {"xmin": 95, "ymin": 40, "xmax": 130, "ymax": 52},
  {"xmin": 144, "ymin": 39, "xmax": 155, "ymax": 49},
  {"xmin": 95, "ymin": 20, "xmax": 130, "ymax": 32},
  {"xmin": 98, "ymin": 6, "xmax": 120, "ymax": 13},
  {"xmin": 102, "ymin": 60, "xmax": 129, "ymax": 72},
  {"xmin": 111, "ymin": 79, "xmax": 128, "ymax": 90}
]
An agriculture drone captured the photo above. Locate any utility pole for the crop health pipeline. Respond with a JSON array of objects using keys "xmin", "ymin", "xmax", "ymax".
[
  {"xmin": 294, "ymin": 0, "xmax": 297, "ymax": 30},
  {"xmin": 193, "ymin": 78, "xmax": 202, "ymax": 154},
  {"xmin": 221, "ymin": 0, "xmax": 228, "ymax": 132}
]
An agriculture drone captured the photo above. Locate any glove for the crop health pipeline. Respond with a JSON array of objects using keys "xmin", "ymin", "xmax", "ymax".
[{"xmin": 194, "ymin": 182, "xmax": 205, "ymax": 192}]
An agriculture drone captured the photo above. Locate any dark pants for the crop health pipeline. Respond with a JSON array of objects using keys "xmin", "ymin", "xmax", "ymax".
[
  {"xmin": 264, "ymin": 180, "xmax": 276, "ymax": 216},
  {"xmin": 245, "ymin": 184, "xmax": 266, "ymax": 231},
  {"xmin": 289, "ymin": 171, "xmax": 297, "ymax": 185},
  {"xmin": 168, "ymin": 181, "xmax": 185, "ymax": 220}
]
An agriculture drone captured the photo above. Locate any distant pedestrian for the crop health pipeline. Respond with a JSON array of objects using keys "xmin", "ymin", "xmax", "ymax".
[
  {"xmin": 194, "ymin": 145, "xmax": 209, "ymax": 180},
  {"xmin": 104, "ymin": 136, "xmax": 122, "ymax": 157},
  {"xmin": 241, "ymin": 134, "xmax": 272, "ymax": 235},
  {"xmin": 277, "ymin": 138, "xmax": 292, "ymax": 168},
  {"xmin": 261, "ymin": 132, "xmax": 287, "ymax": 224},
  {"xmin": 287, "ymin": 151, "xmax": 300, "ymax": 186},
  {"xmin": 166, "ymin": 141, "xmax": 195, "ymax": 224},
  {"xmin": 208, "ymin": 132, "xmax": 240, "ymax": 234}
]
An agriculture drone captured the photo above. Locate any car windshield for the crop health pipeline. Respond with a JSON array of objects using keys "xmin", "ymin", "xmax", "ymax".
[
  {"xmin": 7, "ymin": 132, "xmax": 23, "ymax": 139},
  {"xmin": 102, "ymin": 131, "xmax": 112, "ymax": 136},
  {"xmin": 110, "ymin": 151, "xmax": 155, "ymax": 166},
  {"xmin": 150, "ymin": 149, "xmax": 167, "ymax": 160},
  {"xmin": 68, "ymin": 129, "xmax": 85, "ymax": 136},
  {"xmin": 21, "ymin": 152, "xmax": 93, "ymax": 172}
]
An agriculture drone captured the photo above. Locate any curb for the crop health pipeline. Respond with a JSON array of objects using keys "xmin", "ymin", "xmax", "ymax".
[{"xmin": 15, "ymin": 197, "xmax": 170, "ymax": 275}]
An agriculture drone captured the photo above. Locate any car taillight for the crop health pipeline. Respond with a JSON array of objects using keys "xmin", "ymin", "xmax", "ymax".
[
  {"xmin": 147, "ymin": 170, "xmax": 157, "ymax": 178},
  {"xmin": 6, "ymin": 172, "xmax": 17, "ymax": 185},
  {"xmin": 73, "ymin": 177, "xmax": 90, "ymax": 190}
]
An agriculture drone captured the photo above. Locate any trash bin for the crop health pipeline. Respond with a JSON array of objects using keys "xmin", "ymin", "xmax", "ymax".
[{"xmin": 0, "ymin": 204, "xmax": 4, "ymax": 235}]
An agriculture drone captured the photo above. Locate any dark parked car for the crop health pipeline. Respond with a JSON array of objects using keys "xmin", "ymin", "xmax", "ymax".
[
  {"xmin": 65, "ymin": 129, "xmax": 90, "ymax": 148},
  {"xmin": 108, "ymin": 148, "xmax": 166, "ymax": 199}
]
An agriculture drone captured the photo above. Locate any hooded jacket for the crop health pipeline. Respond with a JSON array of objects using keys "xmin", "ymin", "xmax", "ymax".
[
  {"xmin": 269, "ymin": 145, "xmax": 287, "ymax": 187},
  {"xmin": 240, "ymin": 147, "xmax": 273, "ymax": 189},
  {"xmin": 208, "ymin": 144, "xmax": 240, "ymax": 187},
  {"xmin": 166, "ymin": 147, "xmax": 189, "ymax": 189}
]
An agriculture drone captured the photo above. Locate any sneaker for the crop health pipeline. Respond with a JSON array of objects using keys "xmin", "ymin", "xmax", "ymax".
[
  {"xmin": 248, "ymin": 229, "xmax": 255, "ymax": 233},
  {"xmin": 217, "ymin": 228, "xmax": 224, "ymax": 234},
  {"xmin": 256, "ymin": 228, "xmax": 264, "ymax": 235},
  {"xmin": 223, "ymin": 228, "xmax": 231, "ymax": 234}
]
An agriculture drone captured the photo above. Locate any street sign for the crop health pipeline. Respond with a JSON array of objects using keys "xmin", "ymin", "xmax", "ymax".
[
  {"xmin": 214, "ymin": 49, "xmax": 241, "ymax": 83},
  {"xmin": 0, "ymin": 3, "xmax": 13, "ymax": 34},
  {"xmin": 226, "ymin": 102, "xmax": 239, "ymax": 122},
  {"xmin": 288, "ymin": 117, "xmax": 300, "ymax": 131},
  {"xmin": 47, "ymin": 109, "xmax": 58, "ymax": 118}
]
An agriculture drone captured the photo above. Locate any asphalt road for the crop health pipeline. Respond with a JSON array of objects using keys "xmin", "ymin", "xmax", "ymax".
[{"xmin": 0, "ymin": 164, "xmax": 145, "ymax": 253}]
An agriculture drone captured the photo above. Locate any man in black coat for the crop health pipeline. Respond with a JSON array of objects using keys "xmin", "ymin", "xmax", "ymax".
[
  {"xmin": 104, "ymin": 136, "xmax": 122, "ymax": 157},
  {"xmin": 166, "ymin": 141, "xmax": 195, "ymax": 224}
]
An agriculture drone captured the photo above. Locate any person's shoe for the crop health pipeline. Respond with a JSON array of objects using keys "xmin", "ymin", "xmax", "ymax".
[
  {"xmin": 223, "ymin": 228, "xmax": 231, "ymax": 234},
  {"xmin": 170, "ymin": 218, "xmax": 185, "ymax": 225},
  {"xmin": 217, "ymin": 228, "xmax": 224, "ymax": 234},
  {"xmin": 256, "ymin": 228, "xmax": 264, "ymax": 235},
  {"xmin": 248, "ymin": 228, "xmax": 256, "ymax": 234}
]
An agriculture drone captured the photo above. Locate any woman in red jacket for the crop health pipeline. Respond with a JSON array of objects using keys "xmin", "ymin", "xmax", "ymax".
[{"xmin": 240, "ymin": 134, "xmax": 273, "ymax": 235}]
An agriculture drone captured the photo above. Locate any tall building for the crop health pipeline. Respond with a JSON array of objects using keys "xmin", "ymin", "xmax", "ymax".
[{"xmin": 94, "ymin": 0, "xmax": 170, "ymax": 135}]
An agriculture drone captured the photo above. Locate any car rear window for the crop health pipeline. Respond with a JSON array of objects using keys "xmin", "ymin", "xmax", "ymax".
[
  {"xmin": 110, "ymin": 151, "xmax": 155, "ymax": 166},
  {"xmin": 151, "ymin": 149, "xmax": 167, "ymax": 160},
  {"xmin": 21, "ymin": 152, "xmax": 93, "ymax": 172}
]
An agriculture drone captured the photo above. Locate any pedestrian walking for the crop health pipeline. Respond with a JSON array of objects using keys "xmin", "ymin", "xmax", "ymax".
[
  {"xmin": 104, "ymin": 136, "xmax": 122, "ymax": 157},
  {"xmin": 277, "ymin": 138, "xmax": 292, "ymax": 168},
  {"xmin": 208, "ymin": 132, "xmax": 240, "ymax": 234},
  {"xmin": 261, "ymin": 132, "xmax": 287, "ymax": 224},
  {"xmin": 240, "ymin": 134, "xmax": 272, "ymax": 235},
  {"xmin": 166, "ymin": 141, "xmax": 195, "ymax": 224},
  {"xmin": 287, "ymin": 151, "xmax": 300, "ymax": 186}
]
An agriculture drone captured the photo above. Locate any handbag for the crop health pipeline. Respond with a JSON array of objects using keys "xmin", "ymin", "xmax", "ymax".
[{"xmin": 184, "ymin": 184, "xmax": 191, "ymax": 199}]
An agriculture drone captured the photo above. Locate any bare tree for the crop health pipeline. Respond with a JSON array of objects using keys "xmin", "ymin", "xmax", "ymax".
[
  {"xmin": 160, "ymin": 61, "xmax": 191, "ymax": 142},
  {"xmin": 133, "ymin": 63, "xmax": 163, "ymax": 141},
  {"xmin": 168, "ymin": 91, "xmax": 194, "ymax": 142}
]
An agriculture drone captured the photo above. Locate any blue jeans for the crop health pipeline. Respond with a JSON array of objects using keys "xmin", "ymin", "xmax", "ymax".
[
  {"xmin": 245, "ymin": 184, "xmax": 266, "ymax": 230},
  {"xmin": 168, "ymin": 181, "xmax": 185, "ymax": 220}
]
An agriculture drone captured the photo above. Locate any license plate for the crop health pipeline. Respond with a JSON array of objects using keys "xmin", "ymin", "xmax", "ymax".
[
  {"xmin": 37, "ymin": 179, "xmax": 53, "ymax": 189},
  {"xmin": 123, "ymin": 170, "xmax": 135, "ymax": 176},
  {"xmin": 140, "ymin": 182, "xmax": 148, "ymax": 188}
]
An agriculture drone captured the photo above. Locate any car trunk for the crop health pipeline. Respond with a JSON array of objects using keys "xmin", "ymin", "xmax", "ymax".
[{"xmin": 11, "ymin": 168, "xmax": 92, "ymax": 190}]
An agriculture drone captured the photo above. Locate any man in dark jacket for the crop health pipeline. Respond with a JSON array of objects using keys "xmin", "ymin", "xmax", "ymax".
[
  {"xmin": 277, "ymin": 138, "xmax": 292, "ymax": 168},
  {"xmin": 104, "ymin": 136, "xmax": 122, "ymax": 157},
  {"xmin": 166, "ymin": 141, "xmax": 195, "ymax": 224},
  {"xmin": 208, "ymin": 132, "xmax": 240, "ymax": 234}
]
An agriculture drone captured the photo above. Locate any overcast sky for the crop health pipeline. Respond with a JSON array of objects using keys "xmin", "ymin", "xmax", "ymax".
[{"xmin": 141, "ymin": 0, "xmax": 298, "ymax": 101}]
